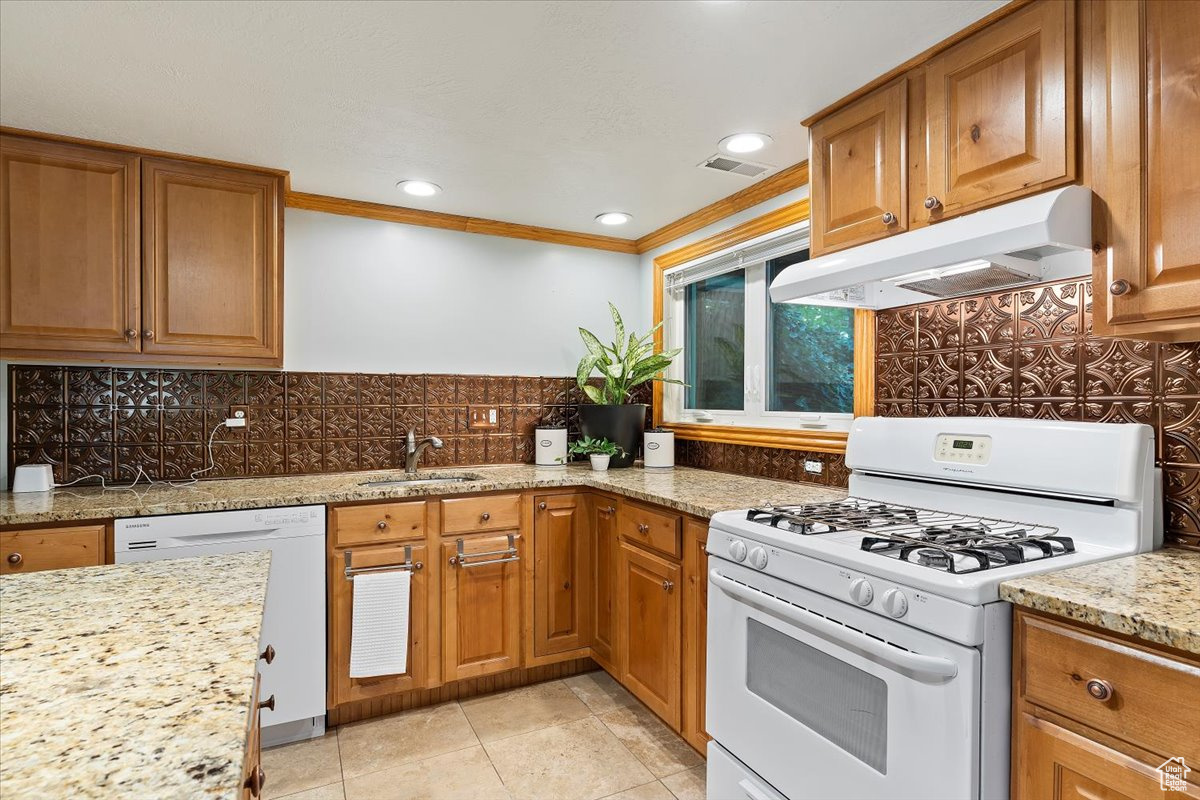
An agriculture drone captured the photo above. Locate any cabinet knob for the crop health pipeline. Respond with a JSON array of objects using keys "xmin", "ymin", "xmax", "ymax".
[
  {"xmin": 662, "ymin": 580, "xmax": 674, "ymax": 592},
  {"xmin": 124, "ymin": 328, "xmax": 137, "ymax": 340},
  {"xmin": 563, "ymin": 581, "xmax": 571, "ymax": 590},
  {"xmin": 259, "ymin": 644, "xmax": 275, "ymax": 664},
  {"xmin": 6, "ymin": 553, "xmax": 22, "ymax": 566},
  {"xmin": 259, "ymin": 694, "xmax": 276, "ymax": 712},
  {"xmin": 605, "ymin": 506, "xmax": 616, "ymax": 514},
  {"xmin": 1085, "ymin": 678, "xmax": 1114, "ymax": 702},
  {"xmin": 638, "ymin": 523, "xmax": 649, "ymax": 534},
  {"xmin": 1109, "ymin": 279, "xmax": 1131, "ymax": 296},
  {"xmin": 376, "ymin": 520, "xmax": 389, "ymax": 530},
  {"xmin": 881, "ymin": 211, "xmax": 896, "ymax": 225},
  {"xmin": 245, "ymin": 765, "xmax": 266, "ymax": 797},
  {"xmin": 538, "ymin": 502, "xmax": 547, "ymax": 510},
  {"xmin": 142, "ymin": 330, "xmax": 154, "ymax": 340},
  {"xmin": 481, "ymin": 512, "xmax": 491, "ymax": 521},
  {"xmin": 924, "ymin": 196, "xmax": 941, "ymax": 210}
]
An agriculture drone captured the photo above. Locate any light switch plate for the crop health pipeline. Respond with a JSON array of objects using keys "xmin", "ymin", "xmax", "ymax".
[{"xmin": 468, "ymin": 406, "xmax": 499, "ymax": 430}]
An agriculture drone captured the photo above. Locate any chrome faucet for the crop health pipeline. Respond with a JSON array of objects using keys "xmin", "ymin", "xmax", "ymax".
[{"xmin": 405, "ymin": 428, "xmax": 444, "ymax": 474}]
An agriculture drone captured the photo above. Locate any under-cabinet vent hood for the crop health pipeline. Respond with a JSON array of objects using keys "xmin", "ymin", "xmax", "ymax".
[{"xmin": 769, "ymin": 185, "xmax": 1093, "ymax": 309}]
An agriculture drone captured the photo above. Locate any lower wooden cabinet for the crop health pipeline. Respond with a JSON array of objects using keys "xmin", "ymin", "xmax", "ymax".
[
  {"xmin": 532, "ymin": 494, "xmax": 591, "ymax": 657},
  {"xmin": 618, "ymin": 541, "xmax": 682, "ymax": 728},
  {"xmin": 329, "ymin": 543, "xmax": 430, "ymax": 705},
  {"xmin": 681, "ymin": 518, "xmax": 710, "ymax": 752},
  {"xmin": 441, "ymin": 533, "xmax": 522, "ymax": 681},
  {"xmin": 0, "ymin": 523, "xmax": 106, "ymax": 574},
  {"xmin": 590, "ymin": 496, "xmax": 620, "ymax": 669}
]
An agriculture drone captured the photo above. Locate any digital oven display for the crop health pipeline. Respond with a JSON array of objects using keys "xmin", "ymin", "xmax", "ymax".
[{"xmin": 952, "ymin": 439, "xmax": 975, "ymax": 450}]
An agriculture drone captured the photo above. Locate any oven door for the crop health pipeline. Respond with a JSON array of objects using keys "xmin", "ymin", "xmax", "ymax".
[{"xmin": 707, "ymin": 559, "xmax": 981, "ymax": 800}]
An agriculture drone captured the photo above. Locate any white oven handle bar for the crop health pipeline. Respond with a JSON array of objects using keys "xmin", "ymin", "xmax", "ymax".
[
  {"xmin": 710, "ymin": 569, "xmax": 959, "ymax": 682},
  {"xmin": 738, "ymin": 778, "xmax": 773, "ymax": 800}
]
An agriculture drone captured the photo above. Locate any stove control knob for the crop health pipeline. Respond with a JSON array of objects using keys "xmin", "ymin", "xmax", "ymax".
[
  {"xmin": 849, "ymin": 577, "xmax": 874, "ymax": 606},
  {"xmin": 727, "ymin": 540, "xmax": 748, "ymax": 562},
  {"xmin": 882, "ymin": 588, "xmax": 909, "ymax": 618},
  {"xmin": 748, "ymin": 546, "xmax": 769, "ymax": 570}
]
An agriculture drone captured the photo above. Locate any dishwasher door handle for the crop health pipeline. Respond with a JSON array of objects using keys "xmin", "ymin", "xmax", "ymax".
[{"xmin": 710, "ymin": 569, "xmax": 959, "ymax": 682}]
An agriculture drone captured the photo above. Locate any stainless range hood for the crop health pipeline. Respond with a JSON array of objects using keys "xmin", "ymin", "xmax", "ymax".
[{"xmin": 769, "ymin": 185, "xmax": 1093, "ymax": 309}]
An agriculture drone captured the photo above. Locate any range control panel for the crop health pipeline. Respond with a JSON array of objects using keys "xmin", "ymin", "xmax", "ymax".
[{"xmin": 934, "ymin": 433, "xmax": 992, "ymax": 465}]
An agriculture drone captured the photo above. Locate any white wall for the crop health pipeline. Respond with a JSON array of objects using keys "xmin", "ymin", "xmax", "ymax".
[{"xmin": 284, "ymin": 209, "xmax": 645, "ymax": 374}]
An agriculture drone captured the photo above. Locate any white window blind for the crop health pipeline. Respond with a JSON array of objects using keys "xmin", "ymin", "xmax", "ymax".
[{"xmin": 664, "ymin": 224, "xmax": 811, "ymax": 294}]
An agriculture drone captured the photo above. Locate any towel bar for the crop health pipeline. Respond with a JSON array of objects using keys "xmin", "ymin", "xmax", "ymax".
[
  {"xmin": 344, "ymin": 545, "xmax": 423, "ymax": 580},
  {"xmin": 449, "ymin": 533, "xmax": 520, "ymax": 568}
]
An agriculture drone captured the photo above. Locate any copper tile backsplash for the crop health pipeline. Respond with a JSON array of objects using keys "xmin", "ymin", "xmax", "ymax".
[{"xmin": 8, "ymin": 370, "xmax": 597, "ymax": 484}]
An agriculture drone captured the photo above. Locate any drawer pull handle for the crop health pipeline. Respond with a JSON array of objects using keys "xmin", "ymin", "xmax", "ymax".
[
  {"xmin": 662, "ymin": 580, "xmax": 674, "ymax": 592},
  {"xmin": 6, "ymin": 553, "xmax": 21, "ymax": 566},
  {"xmin": 481, "ymin": 512, "xmax": 491, "ymax": 521},
  {"xmin": 1109, "ymin": 279, "xmax": 1131, "ymax": 296},
  {"xmin": 245, "ymin": 765, "xmax": 266, "ymax": 797},
  {"xmin": 539, "ymin": 502, "xmax": 547, "ymax": 510},
  {"xmin": 260, "ymin": 645, "xmax": 275, "ymax": 664},
  {"xmin": 259, "ymin": 694, "xmax": 276, "ymax": 711},
  {"xmin": 605, "ymin": 506, "xmax": 616, "ymax": 514},
  {"xmin": 881, "ymin": 211, "xmax": 896, "ymax": 225},
  {"xmin": 1085, "ymin": 678, "xmax": 1113, "ymax": 702},
  {"xmin": 924, "ymin": 196, "xmax": 941, "ymax": 210},
  {"xmin": 638, "ymin": 524, "xmax": 650, "ymax": 534},
  {"xmin": 376, "ymin": 520, "xmax": 389, "ymax": 530}
]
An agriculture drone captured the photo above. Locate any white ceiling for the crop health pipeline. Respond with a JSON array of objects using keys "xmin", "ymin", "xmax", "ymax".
[{"xmin": 0, "ymin": 0, "xmax": 1004, "ymax": 239}]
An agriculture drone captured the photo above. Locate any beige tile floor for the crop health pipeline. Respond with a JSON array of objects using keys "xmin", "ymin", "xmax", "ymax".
[{"xmin": 262, "ymin": 670, "xmax": 707, "ymax": 800}]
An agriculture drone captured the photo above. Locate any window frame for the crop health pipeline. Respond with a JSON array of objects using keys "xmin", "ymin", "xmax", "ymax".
[{"xmin": 651, "ymin": 198, "xmax": 875, "ymax": 455}]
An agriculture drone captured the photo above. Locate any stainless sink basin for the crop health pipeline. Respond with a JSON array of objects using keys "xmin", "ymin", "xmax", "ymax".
[{"xmin": 359, "ymin": 475, "xmax": 480, "ymax": 487}]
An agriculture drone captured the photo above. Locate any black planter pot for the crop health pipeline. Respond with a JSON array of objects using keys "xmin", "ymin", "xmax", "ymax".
[{"xmin": 577, "ymin": 404, "xmax": 647, "ymax": 468}]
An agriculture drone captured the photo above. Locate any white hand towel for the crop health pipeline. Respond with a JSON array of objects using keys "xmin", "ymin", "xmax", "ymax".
[{"xmin": 349, "ymin": 569, "xmax": 410, "ymax": 678}]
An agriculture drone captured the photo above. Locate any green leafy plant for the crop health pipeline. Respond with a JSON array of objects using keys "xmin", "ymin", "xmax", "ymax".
[
  {"xmin": 568, "ymin": 436, "xmax": 625, "ymax": 457},
  {"xmin": 577, "ymin": 303, "xmax": 684, "ymax": 404}
]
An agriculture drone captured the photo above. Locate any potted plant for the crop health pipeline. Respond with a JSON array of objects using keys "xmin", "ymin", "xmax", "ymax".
[
  {"xmin": 576, "ymin": 303, "xmax": 683, "ymax": 467},
  {"xmin": 568, "ymin": 436, "xmax": 625, "ymax": 472}
]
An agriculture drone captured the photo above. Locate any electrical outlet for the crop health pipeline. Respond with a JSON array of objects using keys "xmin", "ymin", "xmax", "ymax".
[
  {"xmin": 467, "ymin": 406, "xmax": 499, "ymax": 430},
  {"xmin": 804, "ymin": 459, "xmax": 823, "ymax": 474},
  {"xmin": 227, "ymin": 405, "xmax": 249, "ymax": 429}
]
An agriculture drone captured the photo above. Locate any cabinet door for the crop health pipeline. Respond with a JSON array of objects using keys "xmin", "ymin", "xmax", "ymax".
[
  {"xmin": 242, "ymin": 673, "xmax": 263, "ymax": 800},
  {"xmin": 141, "ymin": 158, "xmax": 281, "ymax": 363},
  {"xmin": 329, "ymin": 544, "xmax": 429, "ymax": 705},
  {"xmin": 591, "ymin": 497, "xmax": 619, "ymax": 669},
  {"xmin": 1014, "ymin": 713, "xmax": 1197, "ymax": 799},
  {"xmin": 1091, "ymin": 0, "xmax": 1200, "ymax": 338},
  {"xmin": 681, "ymin": 518, "xmax": 709, "ymax": 752},
  {"xmin": 924, "ymin": 0, "xmax": 1074, "ymax": 220},
  {"xmin": 618, "ymin": 542, "xmax": 681, "ymax": 728},
  {"xmin": 442, "ymin": 533, "xmax": 522, "ymax": 681},
  {"xmin": 809, "ymin": 79, "xmax": 907, "ymax": 255},
  {"xmin": 532, "ymin": 494, "xmax": 591, "ymax": 657},
  {"xmin": 0, "ymin": 135, "xmax": 140, "ymax": 355}
]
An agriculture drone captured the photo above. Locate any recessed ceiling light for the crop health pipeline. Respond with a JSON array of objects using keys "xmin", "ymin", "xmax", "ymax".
[
  {"xmin": 595, "ymin": 212, "xmax": 633, "ymax": 226},
  {"xmin": 718, "ymin": 133, "xmax": 773, "ymax": 155},
  {"xmin": 396, "ymin": 180, "xmax": 441, "ymax": 197}
]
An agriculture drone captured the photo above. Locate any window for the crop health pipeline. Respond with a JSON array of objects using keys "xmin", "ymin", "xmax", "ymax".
[{"xmin": 661, "ymin": 224, "xmax": 858, "ymax": 432}]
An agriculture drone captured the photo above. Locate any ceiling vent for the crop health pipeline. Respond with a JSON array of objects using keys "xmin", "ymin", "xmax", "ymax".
[{"xmin": 698, "ymin": 154, "xmax": 771, "ymax": 178}]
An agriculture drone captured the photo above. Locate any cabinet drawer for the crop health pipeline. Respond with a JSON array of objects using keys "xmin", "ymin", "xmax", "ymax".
[
  {"xmin": 1018, "ymin": 613, "xmax": 1200, "ymax": 766},
  {"xmin": 1, "ymin": 525, "xmax": 106, "ymax": 574},
  {"xmin": 331, "ymin": 502, "xmax": 425, "ymax": 547},
  {"xmin": 441, "ymin": 494, "xmax": 521, "ymax": 534},
  {"xmin": 618, "ymin": 502, "xmax": 681, "ymax": 558}
]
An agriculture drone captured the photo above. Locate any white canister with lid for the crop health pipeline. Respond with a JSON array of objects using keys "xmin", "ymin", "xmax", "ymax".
[
  {"xmin": 535, "ymin": 426, "xmax": 568, "ymax": 467},
  {"xmin": 642, "ymin": 429, "xmax": 674, "ymax": 469}
]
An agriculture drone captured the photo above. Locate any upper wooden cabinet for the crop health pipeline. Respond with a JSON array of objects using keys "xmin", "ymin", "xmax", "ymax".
[
  {"xmin": 532, "ymin": 494, "xmax": 592, "ymax": 657},
  {"xmin": 810, "ymin": 79, "xmax": 907, "ymax": 255},
  {"xmin": 0, "ymin": 136, "xmax": 141, "ymax": 354},
  {"xmin": 922, "ymin": 0, "xmax": 1075, "ymax": 220},
  {"xmin": 1088, "ymin": 0, "xmax": 1200, "ymax": 341},
  {"xmin": 141, "ymin": 158, "xmax": 281, "ymax": 362},
  {"xmin": 0, "ymin": 133, "xmax": 284, "ymax": 365}
]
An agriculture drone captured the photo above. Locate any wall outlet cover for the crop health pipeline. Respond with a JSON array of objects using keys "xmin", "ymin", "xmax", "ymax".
[
  {"xmin": 467, "ymin": 405, "xmax": 500, "ymax": 430},
  {"xmin": 804, "ymin": 460, "xmax": 823, "ymax": 474}
]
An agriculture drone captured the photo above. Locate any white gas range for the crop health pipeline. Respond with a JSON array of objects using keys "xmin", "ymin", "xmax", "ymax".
[{"xmin": 704, "ymin": 416, "xmax": 1160, "ymax": 800}]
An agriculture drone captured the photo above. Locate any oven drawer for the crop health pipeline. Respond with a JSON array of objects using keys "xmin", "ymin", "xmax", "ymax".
[
  {"xmin": 1017, "ymin": 611, "xmax": 1200, "ymax": 767},
  {"xmin": 618, "ymin": 501, "xmax": 680, "ymax": 558}
]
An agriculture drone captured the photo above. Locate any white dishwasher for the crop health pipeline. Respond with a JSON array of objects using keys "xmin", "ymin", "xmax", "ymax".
[{"xmin": 115, "ymin": 505, "xmax": 326, "ymax": 747}]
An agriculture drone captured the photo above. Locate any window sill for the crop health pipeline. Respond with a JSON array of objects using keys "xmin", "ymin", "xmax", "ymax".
[{"xmin": 661, "ymin": 422, "xmax": 849, "ymax": 454}]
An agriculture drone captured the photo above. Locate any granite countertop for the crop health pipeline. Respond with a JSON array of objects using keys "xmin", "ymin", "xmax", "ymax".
[
  {"xmin": 0, "ymin": 551, "xmax": 271, "ymax": 799},
  {"xmin": 0, "ymin": 463, "xmax": 846, "ymax": 527},
  {"xmin": 1001, "ymin": 549, "xmax": 1200, "ymax": 655}
]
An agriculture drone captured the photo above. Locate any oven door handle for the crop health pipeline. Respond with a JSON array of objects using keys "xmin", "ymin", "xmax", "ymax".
[{"xmin": 710, "ymin": 569, "xmax": 959, "ymax": 682}]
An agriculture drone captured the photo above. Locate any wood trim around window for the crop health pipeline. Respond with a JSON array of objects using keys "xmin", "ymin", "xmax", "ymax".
[{"xmin": 650, "ymin": 197, "xmax": 874, "ymax": 454}]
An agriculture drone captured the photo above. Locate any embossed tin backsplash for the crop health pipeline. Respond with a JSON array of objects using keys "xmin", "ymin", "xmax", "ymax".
[{"xmin": 7, "ymin": 370, "xmax": 633, "ymax": 484}]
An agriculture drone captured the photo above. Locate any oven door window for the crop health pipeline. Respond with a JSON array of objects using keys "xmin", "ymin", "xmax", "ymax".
[{"xmin": 747, "ymin": 618, "xmax": 888, "ymax": 773}]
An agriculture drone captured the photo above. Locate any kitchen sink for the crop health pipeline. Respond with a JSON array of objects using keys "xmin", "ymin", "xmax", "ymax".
[{"xmin": 358, "ymin": 475, "xmax": 480, "ymax": 487}]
